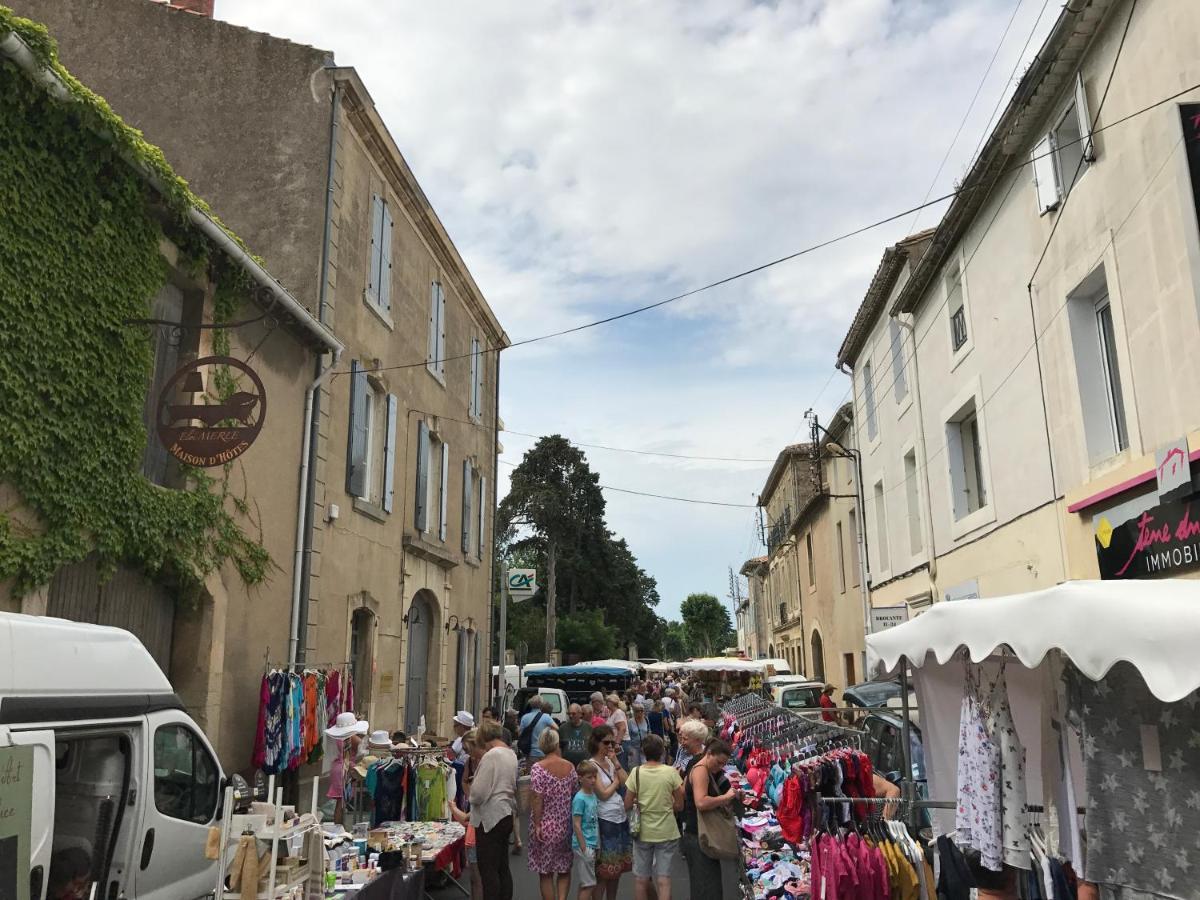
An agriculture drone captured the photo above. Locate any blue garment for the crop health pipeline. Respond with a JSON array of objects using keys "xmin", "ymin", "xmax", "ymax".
[
  {"xmin": 287, "ymin": 674, "xmax": 303, "ymax": 769},
  {"xmin": 520, "ymin": 710, "xmax": 554, "ymax": 759},
  {"xmin": 572, "ymin": 790, "xmax": 600, "ymax": 850},
  {"xmin": 647, "ymin": 711, "xmax": 665, "ymax": 737},
  {"xmin": 263, "ymin": 671, "xmax": 287, "ymax": 773},
  {"xmin": 767, "ymin": 763, "xmax": 786, "ymax": 807}
]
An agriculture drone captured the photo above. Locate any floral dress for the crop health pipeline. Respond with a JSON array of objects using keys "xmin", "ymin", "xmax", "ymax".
[{"xmin": 528, "ymin": 763, "xmax": 578, "ymax": 874}]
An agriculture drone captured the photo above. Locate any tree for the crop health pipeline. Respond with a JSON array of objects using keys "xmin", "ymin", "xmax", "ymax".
[
  {"xmin": 680, "ymin": 593, "xmax": 732, "ymax": 657},
  {"xmin": 557, "ymin": 609, "xmax": 619, "ymax": 660},
  {"xmin": 662, "ymin": 620, "xmax": 691, "ymax": 661},
  {"xmin": 498, "ymin": 436, "xmax": 606, "ymax": 659}
]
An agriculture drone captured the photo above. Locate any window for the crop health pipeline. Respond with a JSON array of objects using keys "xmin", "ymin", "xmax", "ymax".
[
  {"xmin": 153, "ymin": 725, "xmax": 218, "ymax": 824},
  {"xmin": 889, "ymin": 318, "xmax": 908, "ymax": 402},
  {"xmin": 414, "ymin": 422, "xmax": 447, "ymax": 536},
  {"xmin": 946, "ymin": 401, "xmax": 988, "ymax": 519},
  {"xmin": 863, "ymin": 359, "xmax": 878, "ymax": 441},
  {"xmin": 836, "ymin": 521, "xmax": 846, "ymax": 594},
  {"xmin": 462, "ymin": 461, "xmax": 474, "ymax": 555},
  {"xmin": 477, "ymin": 473, "xmax": 488, "ymax": 559},
  {"xmin": 945, "ymin": 261, "xmax": 968, "ymax": 353},
  {"xmin": 427, "ymin": 282, "xmax": 446, "ymax": 380},
  {"xmin": 904, "ymin": 450, "xmax": 922, "ymax": 555},
  {"xmin": 1067, "ymin": 267, "xmax": 1129, "ymax": 463},
  {"xmin": 454, "ymin": 628, "xmax": 468, "ymax": 712},
  {"xmin": 843, "ymin": 652, "xmax": 856, "ymax": 687},
  {"xmin": 810, "ymin": 631, "xmax": 825, "ymax": 682},
  {"xmin": 847, "ymin": 509, "xmax": 860, "ymax": 587},
  {"xmin": 778, "ymin": 601, "xmax": 787, "ymax": 625},
  {"xmin": 805, "ymin": 532, "xmax": 815, "ymax": 586},
  {"xmin": 366, "ymin": 194, "xmax": 393, "ymax": 315},
  {"xmin": 1032, "ymin": 73, "xmax": 1095, "ymax": 214},
  {"xmin": 873, "ymin": 481, "xmax": 889, "ymax": 574},
  {"xmin": 347, "ymin": 361, "xmax": 397, "ymax": 511},
  {"xmin": 469, "ymin": 337, "xmax": 484, "ymax": 419}
]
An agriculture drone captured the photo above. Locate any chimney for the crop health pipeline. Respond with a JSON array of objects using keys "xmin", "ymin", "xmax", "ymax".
[{"xmin": 166, "ymin": 0, "xmax": 215, "ymax": 16}]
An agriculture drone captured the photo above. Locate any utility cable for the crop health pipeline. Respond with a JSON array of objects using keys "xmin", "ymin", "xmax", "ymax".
[
  {"xmin": 331, "ymin": 77, "xmax": 1200, "ymax": 380},
  {"xmin": 496, "ymin": 458, "xmax": 757, "ymax": 508}
]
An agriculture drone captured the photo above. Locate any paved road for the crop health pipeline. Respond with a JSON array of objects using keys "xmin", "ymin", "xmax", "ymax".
[{"xmin": 428, "ymin": 818, "xmax": 690, "ymax": 899}]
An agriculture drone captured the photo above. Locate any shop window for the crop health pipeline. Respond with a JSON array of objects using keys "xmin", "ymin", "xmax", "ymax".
[{"xmin": 153, "ymin": 725, "xmax": 218, "ymax": 824}]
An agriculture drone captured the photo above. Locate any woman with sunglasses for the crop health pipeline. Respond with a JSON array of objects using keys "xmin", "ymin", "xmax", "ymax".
[{"xmin": 588, "ymin": 725, "xmax": 631, "ymax": 899}]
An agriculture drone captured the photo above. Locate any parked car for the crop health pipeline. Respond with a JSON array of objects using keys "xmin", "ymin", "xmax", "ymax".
[
  {"xmin": 767, "ymin": 678, "xmax": 824, "ymax": 711},
  {"xmin": 844, "ymin": 680, "xmax": 918, "ymax": 715},
  {"xmin": 509, "ymin": 687, "xmax": 570, "ymax": 724},
  {"xmin": 859, "ymin": 708, "xmax": 929, "ymax": 827},
  {"xmin": 1, "ymin": 612, "xmax": 225, "ymax": 899}
]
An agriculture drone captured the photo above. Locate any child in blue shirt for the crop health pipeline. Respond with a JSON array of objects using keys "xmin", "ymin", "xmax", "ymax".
[{"xmin": 571, "ymin": 760, "xmax": 600, "ymax": 899}]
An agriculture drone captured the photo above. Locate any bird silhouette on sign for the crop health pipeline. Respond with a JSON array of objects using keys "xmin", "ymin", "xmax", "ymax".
[{"xmin": 167, "ymin": 391, "xmax": 260, "ymax": 427}]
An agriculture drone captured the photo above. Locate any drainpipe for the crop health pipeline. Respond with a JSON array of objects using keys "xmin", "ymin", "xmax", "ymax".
[
  {"xmin": 289, "ymin": 77, "xmax": 344, "ymax": 667},
  {"xmin": 488, "ymin": 347, "xmax": 502, "ymax": 707},
  {"xmin": 893, "ymin": 314, "xmax": 938, "ymax": 590}
]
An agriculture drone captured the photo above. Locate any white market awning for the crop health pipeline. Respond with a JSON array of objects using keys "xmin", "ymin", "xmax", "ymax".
[
  {"xmin": 677, "ymin": 657, "xmax": 767, "ymax": 674},
  {"xmin": 866, "ymin": 579, "xmax": 1200, "ymax": 702}
]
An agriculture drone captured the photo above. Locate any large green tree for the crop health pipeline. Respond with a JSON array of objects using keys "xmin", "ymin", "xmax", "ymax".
[
  {"xmin": 661, "ymin": 620, "xmax": 691, "ymax": 661},
  {"xmin": 680, "ymin": 593, "xmax": 733, "ymax": 657}
]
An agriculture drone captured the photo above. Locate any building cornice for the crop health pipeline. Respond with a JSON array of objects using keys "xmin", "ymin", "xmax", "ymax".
[{"xmin": 334, "ymin": 69, "xmax": 510, "ymax": 350}]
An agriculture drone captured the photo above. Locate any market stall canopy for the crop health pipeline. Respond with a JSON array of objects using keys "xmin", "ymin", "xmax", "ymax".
[
  {"xmin": 866, "ymin": 580, "xmax": 1200, "ymax": 702},
  {"xmin": 677, "ymin": 657, "xmax": 767, "ymax": 673},
  {"xmin": 644, "ymin": 662, "xmax": 679, "ymax": 673},
  {"xmin": 526, "ymin": 665, "xmax": 637, "ymax": 677},
  {"xmin": 575, "ymin": 659, "xmax": 641, "ymax": 671}
]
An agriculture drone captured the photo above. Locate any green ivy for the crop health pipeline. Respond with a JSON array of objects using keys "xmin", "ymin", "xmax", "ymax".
[{"xmin": 0, "ymin": 11, "xmax": 270, "ymax": 597}]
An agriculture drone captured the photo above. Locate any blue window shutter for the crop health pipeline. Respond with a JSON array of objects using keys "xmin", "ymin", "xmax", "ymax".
[
  {"xmin": 438, "ymin": 287, "xmax": 447, "ymax": 378},
  {"xmin": 368, "ymin": 195, "xmax": 384, "ymax": 302},
  {"xmin": 462, "ymin": 461, "xmax": 472, "ymax": 553},
  {"xmin": 474, "ymin": 340, "xmax": 484, "ymax": 417},
  {"xmin": 415, "ymin": 420, "xmax": 430, "ymax": 531},
  {"xmin": 346, "ymin": 360, "xmax": 369, "ymax": 497},
  {"xmin": 478, "ymin": 474, "xmax": 487, "ymax": 558},
  {"xmin": 439, "ymin": 442, "xmax": 450, "ymax": 542},
  {"xmin": 382, "ymin": 394, "xmax": 398, "ymax": 513},
  {"xmin": 379, "ymin": 202, "xmax": 393, "ymax": 313},
  {"xmin": 469, "ymin": 338, "xmax": 479, "ymax": 416}
]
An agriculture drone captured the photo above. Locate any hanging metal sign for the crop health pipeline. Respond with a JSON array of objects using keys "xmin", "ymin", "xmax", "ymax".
[{"xmin": 155, "ymin": 355, "xmax": 266, "ymax": 467}]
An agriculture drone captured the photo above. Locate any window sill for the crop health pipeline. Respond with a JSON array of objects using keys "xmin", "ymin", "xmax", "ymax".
[
  {"xmin": 949, "ymin": 339, "xmax": 974, "ymax": 373},
  {"xmin": 363, "ymin": 292, "xmax": 395, "ymax": 330},
  {"xmin": 352, "ymin": 497, "xmax": 388, "ymax": 523},
  {"xmin": 426, "ymin": 366, "xmax": 446, "ymax": 388},
  {"xmin": 895, "ymin": 392, "xmax": 913, "ymax": 420},
  {"xmin": 949, "ymin": 502, "xmax": 996, "ymax": 541},
  {"xmin": 464, "ymin": 555, "xmax": 481, "ymax": 569}
]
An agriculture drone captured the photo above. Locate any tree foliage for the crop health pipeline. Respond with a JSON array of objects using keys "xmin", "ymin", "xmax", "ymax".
[
  {"xmin": 497, "ymin": 436, "xmax": 667, "ymax": 656},
  {"xmin": 680, "ymin": 593, "xmax": 733, "ymax": 657}
]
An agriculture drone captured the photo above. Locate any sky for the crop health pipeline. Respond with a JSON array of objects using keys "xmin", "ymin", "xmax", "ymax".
[{"xmin": 220, "ymin": 0, "xmax": 1057, "ymax": 625}]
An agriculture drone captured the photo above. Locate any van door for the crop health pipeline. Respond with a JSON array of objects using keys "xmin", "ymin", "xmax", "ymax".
[
  {"xmin": 133, "ymin": 711, "xmax": 222, "ymax": 900},
  {"xmin": 4, "ymin": 729, "xmax": 54, "ymax": 900}
]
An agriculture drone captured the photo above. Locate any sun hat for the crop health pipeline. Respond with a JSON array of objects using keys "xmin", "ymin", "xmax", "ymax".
[
  {"xmin": 453, "ymin": 710, "xmax": 475, "ymax": 728},
  {"xmin": 367, "ymin": 730, "xmax": 396, "ymax": 751},
  {"xmin": 326, "ymin": 712, "xmax": 369, "ymax": 739}
]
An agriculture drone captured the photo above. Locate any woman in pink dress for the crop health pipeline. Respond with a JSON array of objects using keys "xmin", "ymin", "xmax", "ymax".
[{"xmin": 528, "ymin": 728, "xmax": 578, "ymax": 900}]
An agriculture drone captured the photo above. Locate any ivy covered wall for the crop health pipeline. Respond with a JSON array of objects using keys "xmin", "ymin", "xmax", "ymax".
[{"xmin": 0, "ymin": 11, "xmax": 269, "ymax": 598}]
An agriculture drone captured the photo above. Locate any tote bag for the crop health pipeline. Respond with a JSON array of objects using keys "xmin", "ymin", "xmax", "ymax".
[
  {"xmin": 697, "ymin": 773, "xmax": 739, "ymax": 860},
  {"xmin": 627, "ymin": 769, "xmax": 641, "ymax": 838}
]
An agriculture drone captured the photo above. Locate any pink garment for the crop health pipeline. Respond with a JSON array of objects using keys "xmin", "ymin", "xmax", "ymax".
[
  {"xmin": 325, "ymin": 670, "xmax": 340, "ymax": 727},
  {"xmin": 590, "ymin": 714, "xmax": 607, "ymax": 729},
  {"xmin": 834, "ymin": 838, "xmax": 860, "ymax": 900},
  {"xmin": 326, "ymin": 738, "xmax": 348, "ymax": 800},
  {"xmin": 746, "ymin": 765, "xmax": 768, "ymax": 797}
]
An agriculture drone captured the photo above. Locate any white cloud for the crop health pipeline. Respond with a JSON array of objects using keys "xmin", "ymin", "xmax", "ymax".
[{"xmin": 220, "ymin": 0, "xmax": 1055, "ymax": 620}]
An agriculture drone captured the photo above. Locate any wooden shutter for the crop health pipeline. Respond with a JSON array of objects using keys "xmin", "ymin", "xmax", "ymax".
[
  {"xmin": 346, "ymin": 360, "xmax": 369, "ymax": 497},
  {"xmin": 462, "ymin": 461, "xmax": 473, "ymax": 553},
  {"xmin": 427, "ymin": 283, "xmax": 439, "ymax": 370},
  {"xmin": 1031, "ymin": 134, "xmax": 1060, "ymax": 214},
  {"xmin": 415, "ymin": 420, "xmax": 430, "ymax": 532},
  {"xmin": 1075, "ymin": 73, "xmax": 1095, "ymax": 162},
  {"xmin": 439, "ymin": 442, "xmax": 450, "ymax": 542},
  {"xmin": 368, "ymin": 195, "xmax": 384, "ymax": 302},
  {"xmin": 382, "ymin": 394, "xmax": 398, "ymax": 513},
  {"xmin": 469, "ymin": 338, "xmax": 479, "ymax": 417},
  {"xmin": 478, "ymin": 474, "xmax": 487, "ymax": 559},
  {"xmin": 437, "ymin": 286, "xmax": 447, "ymax": 378},
  {"xmin": 379, "ymin": 202, "xmax": 394, "ymax": 312}
]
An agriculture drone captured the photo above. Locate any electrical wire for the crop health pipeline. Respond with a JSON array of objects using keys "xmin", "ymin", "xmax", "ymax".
[
  {"xmin": 496, "ymin": 458, "xmax": 757, "ymax": 508},
  {"xmin": 334, "ymin": 76, "xmax": 1200, "ymax": 382}
]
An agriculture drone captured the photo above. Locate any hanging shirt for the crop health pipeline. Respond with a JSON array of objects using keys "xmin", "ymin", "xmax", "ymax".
[
  {"xmin": 986, "ymin": 669, "xmax": 1030, "ymax": 870},
  {"xmin": 416, "ymin": 763, "xmax": 449, "ymax": 820},
  {"xmin": 956, "ymin": 670, "xmax": 1003, "ymax": 870}
]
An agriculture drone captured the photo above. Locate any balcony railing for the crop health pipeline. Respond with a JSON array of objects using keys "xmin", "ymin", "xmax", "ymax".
[{"xmin": 950, "ymin": 306, "xmax": 968, "ymax": 351}]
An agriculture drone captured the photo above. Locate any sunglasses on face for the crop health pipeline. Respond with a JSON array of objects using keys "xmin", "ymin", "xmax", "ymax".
[{"xmin": 601, "ymin": 740, "xmax": 617, "ymax": 746}]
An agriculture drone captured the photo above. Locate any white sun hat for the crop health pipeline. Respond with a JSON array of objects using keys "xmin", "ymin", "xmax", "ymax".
[
  {"xmin": 453, "ymin": 710, "xmax": 475, "ymax": 728},
  {"xmin": 325, "ymin": 712, "xmax": 369, "ymax": 739}
]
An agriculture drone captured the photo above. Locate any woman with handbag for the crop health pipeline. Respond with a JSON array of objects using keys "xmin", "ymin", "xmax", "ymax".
[
  {"xmin": 680, "ymin": 730, "xmax": 739, "ymax": 900},
  {"xmin": 589, "ymin": 725, "xmax": 631, "ymax": 899},
  {"xmin": 623, "ymin": 734, "xmax": 684, "ymax": 900}
]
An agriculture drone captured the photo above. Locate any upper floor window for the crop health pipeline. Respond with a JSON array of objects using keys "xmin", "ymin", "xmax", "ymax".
[
  {"xmin": 945, "ymin": 261, "xmax": 968, "ymax": 354},
  {"xmin": 415, "ymin": 421, "xmax": 448, "ymax": 540},
  {"xmin": 347, "ymin": 361, "xmax": 397, "ymax": 513},
  {"xmin": 889, "ymin": 318, "xmax": 908, "ymax": 402},
  {"xmin": 469, "ymin": 337, "xmax": 484, "ymax": 419},
  {"xmin": 1067, "ymin": 266, "xmax": 1129, "ymax": 464},
  {"xmin": 947, "ymin": 401, "xmax": 988, "ymax": 519},
  {"xmin": 805, "ymin": 532, "xmax": 816, "ymax": 586},
  {"xmin": 427, "ymin": 282, "xmax": 446, "ymax": 381},
  {"xmin": 1032, "ymin": 74, "xmax": 1095, "ymax": 214},
  {"xmin": 863, "ymin": 359, "xmax": 878, "ymax": 442},
  {"xmin": 873, "ymin": 480, "xmax": 889, "ymax": 574},
  {"xmin": 904, "ymin": 450, "xmax": 922, "ymax": 555},
  {"xmin": 366, "ymin": 194, "xmax": 393, "ymax": 316}
]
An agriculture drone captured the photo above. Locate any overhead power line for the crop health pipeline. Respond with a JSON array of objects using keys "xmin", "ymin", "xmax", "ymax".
[
  {"xmin": 497, "ymin": 458, "xmax": 757, "ymax": 508},
  {"xmin": 334, "ymin": 76, "xmax": 1200, "ymax": 381}
]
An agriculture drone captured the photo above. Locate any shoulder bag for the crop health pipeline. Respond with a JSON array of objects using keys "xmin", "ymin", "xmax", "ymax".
[
  {"xmin": 628, "ymin": 768, "xmax": 642, "ymax": 837},
  {"xmin": 697, "ymin": 771, "xmax": 738, "ymax": 860}
]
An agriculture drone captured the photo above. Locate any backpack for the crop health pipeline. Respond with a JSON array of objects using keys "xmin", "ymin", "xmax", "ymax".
[{"xmin": 517, "ymin": 711, "xmax": 544, "ymax": 757}]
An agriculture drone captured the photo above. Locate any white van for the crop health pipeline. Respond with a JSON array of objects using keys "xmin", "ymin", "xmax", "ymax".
[{"xmin": 0, "ymin": 612, "xmax": 223, "ymax": 900}]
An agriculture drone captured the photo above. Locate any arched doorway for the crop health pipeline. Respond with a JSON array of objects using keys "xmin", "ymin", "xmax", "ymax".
[
  {"xmin": 768, "ymin": 643, "xmax": 775, "ymax": 659},
  {"xmin": 404, "ymin": 592, "xmax": 436, "ymax": 734},
  {"xmin": 810, "ymin": 631, "xmax": 825, "ymax": 683},
  {"xmin": 349, "ymin": 606, "xmax": 376, "ymax": 716}
]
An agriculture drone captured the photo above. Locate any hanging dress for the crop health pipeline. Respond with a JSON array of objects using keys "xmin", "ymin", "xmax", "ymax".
[
  {"xmin": 956, "ymin": 664, "xmax": 1003, "ymax": 870},
  {"xmin": 986, "ymin": 666, "xmax": 1030, "ymax": 870}
]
